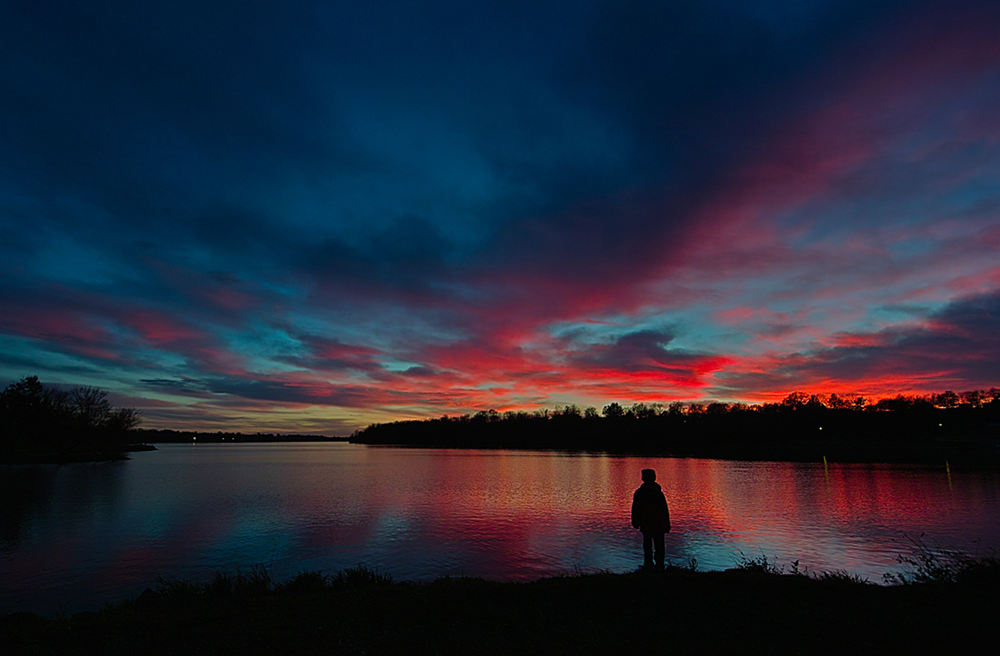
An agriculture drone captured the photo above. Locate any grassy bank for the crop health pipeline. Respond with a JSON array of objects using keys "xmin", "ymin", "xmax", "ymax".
[{"xmin": 4, "ymin": 557, "xmax": 998, "ymax": 655}]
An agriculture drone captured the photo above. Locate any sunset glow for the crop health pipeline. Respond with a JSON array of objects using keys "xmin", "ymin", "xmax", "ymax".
[{"xmin": 1, "ymin": 1, "xmax": 998, "ymax": 433}]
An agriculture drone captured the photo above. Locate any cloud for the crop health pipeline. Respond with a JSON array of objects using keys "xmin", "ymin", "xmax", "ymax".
[
  {"xmin": 714, "ymin": 290, "xmax": 1000, "ymax": 397},
  {"xmin": 1, "ymin": 0, "xmax": 999, "ymax": 431}
]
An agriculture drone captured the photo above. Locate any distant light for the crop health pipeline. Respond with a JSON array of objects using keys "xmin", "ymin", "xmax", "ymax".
[
  {"xmin": 938, "ymin": 423, "xmax": 943, "ymax": 427},
  {"xmin": 818, "ymin": 426, "xmax": 823, "ymax": 431}
]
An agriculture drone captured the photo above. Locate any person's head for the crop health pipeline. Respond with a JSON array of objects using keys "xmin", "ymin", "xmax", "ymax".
[{"xmin": 641, "ymin": 468, "xmax": 656, "ymax": 483}]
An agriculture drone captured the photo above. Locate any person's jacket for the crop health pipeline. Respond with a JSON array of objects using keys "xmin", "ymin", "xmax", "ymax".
[{"xmin": 631, "ymin": 481, "xmax": 671, "ymax": 533}]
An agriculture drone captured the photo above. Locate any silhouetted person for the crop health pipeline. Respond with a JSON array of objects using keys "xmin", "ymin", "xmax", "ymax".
[{"xmin": 631, "ymin": 468, "xmax": 670, "ymax": 570}]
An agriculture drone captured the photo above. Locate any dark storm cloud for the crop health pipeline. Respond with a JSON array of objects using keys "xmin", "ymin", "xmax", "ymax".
[
  {"xmin": 469, "ymin": 0, "xmax": 940, "ymax": 294},
  {"xmin": 0, "ymin": 1, "xmax": 889, "ymax": 287},
  {"xmin": 302, "ymin": 216, "xmax": 456, "ymax": 295},
  {"xmin": 0, "ymin": 0, "xmax": 963, "ymax": 301}
]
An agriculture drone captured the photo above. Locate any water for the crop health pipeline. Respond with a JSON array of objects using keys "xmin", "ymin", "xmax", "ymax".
[{"xmin": 2, "ymin": 443, "xmax": 999, "ymax": 615}]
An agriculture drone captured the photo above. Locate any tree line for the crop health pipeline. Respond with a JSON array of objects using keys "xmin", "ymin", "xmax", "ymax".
[
  {"xmin": 1, "ymin": 376, "xmax": 142, "ymax": 463},
  {"xmin": 351, "ymin": 389, "xmax": 1000, "ymax": 463},
  {"xmin": 135, "ymin": 428, "xmax": 344, "ymax": 443}
]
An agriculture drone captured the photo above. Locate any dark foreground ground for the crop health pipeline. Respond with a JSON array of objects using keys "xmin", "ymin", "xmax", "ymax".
[{"xmin": 4, "ymin": 562, "xmax": 998, "ymax": 655}]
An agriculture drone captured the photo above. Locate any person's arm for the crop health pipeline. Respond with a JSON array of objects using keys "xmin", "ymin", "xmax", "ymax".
[
  {"xmin": 663, "ymin": 498, "xmax": 671, "ymax": 533},
  {"xmin": 631, "ymin": 491, "xmax": 639, "ymax": 529}
]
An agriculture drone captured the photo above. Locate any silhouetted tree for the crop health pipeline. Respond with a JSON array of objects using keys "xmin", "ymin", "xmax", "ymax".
[
  {"xmin": 1, "ymin": 376, "xmax": 140, "ymax": 462},
  {"xmin": 350, "ymin": 386, "xmax": 1000, "ymax": 463},
  {"xmin": 804, "ymin": 395, "xmax": 827, "ymax": 412},
  {"xmin": 961, "ymin": 390, "xmax": 983, "ymax": 408},
  {"xmin": 828, "ymin": 394, "xmax": 851, "ymax": 410},
  {"xmin": 706, "ymin": 402, "xmax": 729, "ymax": 415},
  {"xmin": 630, "ymin": 403, "xmax": 657, "ymax": 420},
  {"xmin": 781, "ymin": 392, "xmax": 809, "ymax": 409},
  {"xmin": 557, "ymin": 405, "xmax": 582, "ymax": 419},
  {"xmin": 935, "ymin": 391, "xmax": 960, "ymax": 408},
  {"xmin": 602, "ymin": 402, "xmax": 625, "ymax": 418}
]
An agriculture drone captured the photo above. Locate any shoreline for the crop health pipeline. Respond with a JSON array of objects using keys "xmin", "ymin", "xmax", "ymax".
[
  {"xmin": 4, "ymin": 564, "xmax": 997, "ymax": 654},
  {"xmin": 351, "ymin": 439, "xmax": 998, "ymax": 465},
  {"xmin": 7, "ymin": 439, "xmax": 998, "ymax": 469}
]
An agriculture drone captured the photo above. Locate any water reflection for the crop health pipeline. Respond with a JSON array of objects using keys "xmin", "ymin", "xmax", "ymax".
[
  {"xmin": 1, "ymin": 443, "xmax": 998, "ymax": 615},
  {"xmin": 1, "ymin": 467, "xmax": 58, "ymax": 544},
  {"xmin": 1, "ymin": 464, "xmax": 126, "ymax": 545}
]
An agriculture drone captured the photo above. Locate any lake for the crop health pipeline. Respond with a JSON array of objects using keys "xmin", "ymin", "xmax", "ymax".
[{"xmin": 3, "ymin": 442, "xmax": 999, "ymax": 615}]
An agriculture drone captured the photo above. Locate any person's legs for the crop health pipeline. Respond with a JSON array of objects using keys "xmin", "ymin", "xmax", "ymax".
[
  {"xmin": 642, "ymin": 531, "xmax": 654, "ymax": 568},
  {"xmin": 653, "ymin": 532, "xmax": 665, "ymax": 570}
]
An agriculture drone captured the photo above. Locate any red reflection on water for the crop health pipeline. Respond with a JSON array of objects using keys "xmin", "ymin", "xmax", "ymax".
[
  {"xmin": 284, "ymin": 451, "xmax": 997, "ymax": 578},
  {"xmin": 4, "ymin": 447, "xmax": 999, "ymax": 616},
  {"xmin": 104, "ymin": 511, "xmax": 238, "ymax": 586}
]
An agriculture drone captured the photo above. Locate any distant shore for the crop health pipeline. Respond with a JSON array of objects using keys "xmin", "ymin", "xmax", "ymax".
[
  {"xmin": 351, "ymin": 400, "xmax": 1000, "ymax": 466},
  {"xmin": 6, "ymin": 377, "xmax": 997, "ymax": 465},
  {"xmin": 4, "ymin": 559, "xmax": 997, "ymax": 654},
  {"xmin": 135, "ymin": 428, "xmax": 347, "ymax": 444}
]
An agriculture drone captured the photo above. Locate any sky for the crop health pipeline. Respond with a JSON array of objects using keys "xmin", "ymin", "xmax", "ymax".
[{"xmin": 2, "ymin": 0, "xmax": 999, "ymax": 434}]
